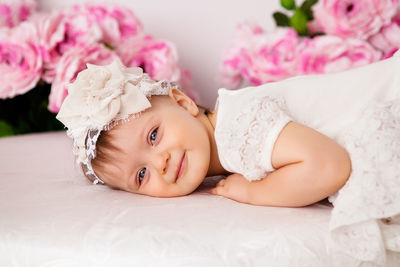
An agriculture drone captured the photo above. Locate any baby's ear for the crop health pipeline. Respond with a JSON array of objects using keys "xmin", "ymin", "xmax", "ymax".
[{"xmin": 168, "ymin": 88, "xmax": 199, "ymax": 116}]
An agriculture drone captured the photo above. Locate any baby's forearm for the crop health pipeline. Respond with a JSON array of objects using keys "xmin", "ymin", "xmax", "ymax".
[
  {"xmin": 211, "ymin": 121, "xmax": 352, "ymax": 207},
  {"xmin": 247, "ymin": 158, "xmax": 351, "ymax": 207}
]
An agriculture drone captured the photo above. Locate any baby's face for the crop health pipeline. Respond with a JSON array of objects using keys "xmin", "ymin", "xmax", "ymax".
[{"xmin": 102, "ymin": 89, "xmax": 212, "ymax": 197}]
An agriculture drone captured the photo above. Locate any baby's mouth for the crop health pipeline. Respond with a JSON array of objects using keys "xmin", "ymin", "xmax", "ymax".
[{"xmin": 175, "ymin": 151, "xmax": 186, "ymax": 182}]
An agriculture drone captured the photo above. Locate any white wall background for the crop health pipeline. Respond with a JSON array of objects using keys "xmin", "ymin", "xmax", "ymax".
[{"xmin": 38, "ymin": 0, "xmax": 281, "ymax": 107}]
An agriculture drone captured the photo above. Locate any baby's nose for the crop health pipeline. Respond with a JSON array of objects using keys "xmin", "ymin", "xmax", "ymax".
[{"xmin": 154, "ymin": 151, "xmax": 170, "ymax": 174}]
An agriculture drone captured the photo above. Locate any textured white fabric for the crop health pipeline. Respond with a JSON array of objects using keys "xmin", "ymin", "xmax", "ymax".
[
  {"xmin": 214, "ymin": 52, "xmax": 400, "ymax": 266},
  {"xmin": 2, "ymin": 132, "xmax": 400, "ymax": 266},
  {"xmin": 329, "ymin": 99, "xmax": 400, "ymax": 265},
  {"xmin": 0, "ymin": 132, "xmax": 352, "ymax": 267},
  {"xmin": 214, "ymin": 93, "xmax": 291, "ymax": 181}
]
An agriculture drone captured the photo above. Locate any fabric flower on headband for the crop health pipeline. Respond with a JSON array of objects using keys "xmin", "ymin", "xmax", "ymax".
[{"xmin": 56, "ymin": 59, "xmax": 177, "ymax": 184}]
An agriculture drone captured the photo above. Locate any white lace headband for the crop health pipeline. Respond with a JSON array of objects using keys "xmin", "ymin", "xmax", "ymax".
[{"xmin": 56, "ymin": 60, "xmax": 179, "ymax": 185}]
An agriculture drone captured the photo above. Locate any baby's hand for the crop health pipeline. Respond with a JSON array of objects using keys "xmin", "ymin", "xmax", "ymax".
[{"xmin": 210, "ymin": 173, "xmax": 252, "ymax": 204}]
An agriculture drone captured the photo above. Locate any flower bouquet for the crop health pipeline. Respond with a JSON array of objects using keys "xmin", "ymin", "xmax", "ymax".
[
  {"xmin": 220, "ymin": 0, "xmax": 400, "ymax": 89},
  {"xmin": 0, "ymin": 0, "xmax": 194, "ymax": 137}
]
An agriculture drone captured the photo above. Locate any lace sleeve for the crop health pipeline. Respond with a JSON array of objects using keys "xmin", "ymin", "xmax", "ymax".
[{"xmin": 215, "ymin": 95, "xmax": 292, "ymax": 181}]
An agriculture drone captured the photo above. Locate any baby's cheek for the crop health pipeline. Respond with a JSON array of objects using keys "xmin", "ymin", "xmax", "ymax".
[{"xmin": 144, "ymin": 180, "xmax": 171, "ymax": 197}]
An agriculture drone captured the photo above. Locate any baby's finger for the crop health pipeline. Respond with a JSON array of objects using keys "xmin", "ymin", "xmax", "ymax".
[
  {"xmin": 217, "ymin": 179, "xmax": 226, "ymax": 187},
  {"xmin": 210, "ymin": 187, "xmax": 218, "ymax": 195},
  {"xmin": 210, "ymin": 185, "xmax": 226, "ymax": 196}
]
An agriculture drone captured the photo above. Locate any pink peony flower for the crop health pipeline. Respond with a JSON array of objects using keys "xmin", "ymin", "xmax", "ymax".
[
  {"xmin": 34, "ymin": 4, "xmax": 143, "ymax": 84},
  {"xmin": 30, "ymin": 12, "xmax": 67, "ymax": 83},
  {"xmin": 297, "ymin": 35, "xmax": 381, "ymax": 75},
  {"xmin": 115, "ymin": 34, "xmax": 147, "ymax": 69},
  {"xmin": 142, "ymin": 37, "xmax": 181, "ymax": 82},
  {"xmin": 117, "ymin": 35, "xmax": 181, "ymax": 81},
  {"xmin": 0, "ymin": 22, "xmax": 43, "ymax": 99},
  {"xmin": 48, "ymin": 43, "xmax": 117, "ymax": 113},
  {"xmin": 368, "ymin": 17, "xmax": 400, "ymax": 58},
  {"xmin": 0, "ymin": 0, "xmax": 37, "ymax": 28},
  {"xmin": 312, "ymin": 0, "xmax": 399, "ymax": 39},
  {"xmin": 142, "ymin": 38, "xmax": 197, "ymax": 101},
  {"xmin": 28, "ymin": 10, "xmax": 102, "ymax": 84},
  {"xmin": 116, "ymin": 34, "xmax": 197, "ymax": 101},
  {"xmin": 220, "ymin": 22, "xmax": 300, "ymax": 89},
  {"xmin": 63, "ymin": 4, "xmax": 143, "ymax": 48},
  {"xmin": 219, "ymin": 22, "xmax": 264, "ymax": 89}
]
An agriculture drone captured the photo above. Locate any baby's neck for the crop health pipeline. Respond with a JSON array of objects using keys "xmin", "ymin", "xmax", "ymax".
[
  {"xmin": 206, "ymin": 109, "xmax": 217, "ymax": 129},
  {"xmin": 200, "ymin": 109, "xmax": 228, "ymax": 177}
]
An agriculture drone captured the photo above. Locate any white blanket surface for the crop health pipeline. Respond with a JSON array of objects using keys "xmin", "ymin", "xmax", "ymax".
[{"xmin": 0, "ymin": 132, "xmax": 396, "ymax": 266}]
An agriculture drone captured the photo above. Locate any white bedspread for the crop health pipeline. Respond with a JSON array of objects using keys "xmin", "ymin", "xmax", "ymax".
[{"xmin": 0, "ymin": 132, "xmax": 378, "ymax": 266}]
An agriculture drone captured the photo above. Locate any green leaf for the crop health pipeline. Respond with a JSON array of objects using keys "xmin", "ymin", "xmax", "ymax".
[
  {"xmin": 290, "ymin": 8, "xmax": 309, "ymax": 36},
  {"xmin": 302, "ymin": 0, "xmax": 319, "ymax": 7},
  {"xmin": 300, "ymin": 0, "xmax": 319, "ymax": 21},
  {"xmin": 310, "ymin": 31, "xmax": 325, "ymax": 38},
  {"xmin": 0, "ymin": 120, "xmax": 14, "ymax": 137},
  {"xmin": 273, "ymin": 11, "xmax": 290, "ymax": 27},
  {"xmin": 103, "ymin": 42, "xmax": 115, "ymax": 50},
  {"xmin": 280, "ymin": 0, "xmax": 295, "ymax": 10}
]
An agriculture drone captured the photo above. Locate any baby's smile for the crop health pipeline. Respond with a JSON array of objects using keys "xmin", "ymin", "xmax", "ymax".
[{"xmin": 176, "ymin": 151, "xmax": 187, "ymax": 182}]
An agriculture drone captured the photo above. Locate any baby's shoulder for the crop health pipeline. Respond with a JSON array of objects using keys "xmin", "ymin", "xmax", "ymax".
[
  {"xmin": 216, "ymin": 87, "xmax": 288, "ymax": 123},
  {"xmin": 214, "ymin": 87, "xmax": 293, "ymax": 180}
]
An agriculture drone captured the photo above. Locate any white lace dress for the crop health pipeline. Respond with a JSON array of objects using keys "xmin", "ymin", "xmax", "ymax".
[{"xmin": 214, "ymin": 52, "xmax": 400, "ymax": 266}]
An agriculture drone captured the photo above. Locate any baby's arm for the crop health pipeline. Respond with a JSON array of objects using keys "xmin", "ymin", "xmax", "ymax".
[{"xmin": 211, "ymin": 122, "xmax": 352, "ymax": 207}]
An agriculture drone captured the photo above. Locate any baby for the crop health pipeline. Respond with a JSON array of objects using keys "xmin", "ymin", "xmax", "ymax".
[
  {"xmin": 57, "ymin": 57, "xmax": 400, "ymax": 263},
  {"xmin": 57, "ymin": 58, "xmax": 399, "ymax": 207},
  {"xmin": 57, "ymin": 59, "xmax": 352, "ymax": 207}
]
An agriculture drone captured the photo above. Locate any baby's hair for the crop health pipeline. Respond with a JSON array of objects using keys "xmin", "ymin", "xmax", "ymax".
[
  {"xmin": 197, "ymin": 104, "xmax": 211, "ymax": 115},
  {"xmin": 80, "ymin": 129, "xmax": 120, "ymax": 189},
  {"xmin": 82, "ymin": 102, "xmax": 211, "ymax": 187}
]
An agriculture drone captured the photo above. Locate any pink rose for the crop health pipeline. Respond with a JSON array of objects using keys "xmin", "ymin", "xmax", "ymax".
[
  {"xmin": 368, "ymin": 18, "xmax": 400, "ymax": 58},
  {"xmin": 312, "ymin": 0, "xmax": 399, "ymax": 39},
  {"xmin": 220, "ymin": 23, "xmax": 300, "ymax": 89},
  {"xmin": 0, "ymin": 0, "xmax": 37, "ymax": 28},
  {"xmin": 0, "ymin": 22, "xmax": 43, "ymax": 99},
  {"xmin": 48, "ymin": 44, "xmax": 117, "ymax": 113},
  {"xmin": 297, "ymin": 35, "xmax": 381, "ymax": 75}
]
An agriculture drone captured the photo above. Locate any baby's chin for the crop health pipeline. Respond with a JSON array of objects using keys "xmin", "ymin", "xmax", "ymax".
[
  {"xmin": 135, "ymin": 180, "xmax": 204, "ymax": 198},
  {"xmin": 132, "ymin": 190, "xmax": 191, "ymax": 198}
]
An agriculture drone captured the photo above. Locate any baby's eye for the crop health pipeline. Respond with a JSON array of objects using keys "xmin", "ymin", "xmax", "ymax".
[
  {"xmin": 137, "ymin": 167, "xmax": 146, "ymax": 185},
  {"xmin": 149, "ymin": 128, "xmax": 158, "ymax": 145}
]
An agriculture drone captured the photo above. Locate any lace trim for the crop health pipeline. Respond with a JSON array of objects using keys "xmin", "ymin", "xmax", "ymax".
[
  {"xmin": 215, "ymin": 95, "xmax": 291, "ymax": 181},
  {"xmin": 328, "ymin": 99, "xmax": 400, "ymax": 265},
  {"xmin": 142, "ymin": 80, "xmax": 180, "ymax": 97}
]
